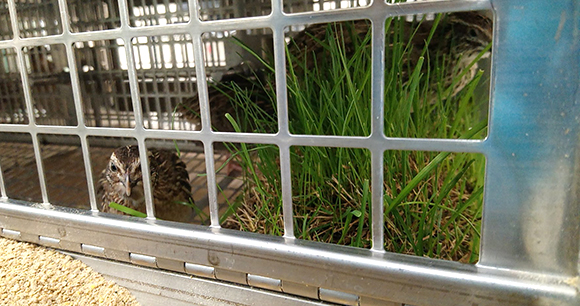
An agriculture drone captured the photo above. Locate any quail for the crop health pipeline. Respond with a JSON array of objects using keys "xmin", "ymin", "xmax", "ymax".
[
  {"xmin": 178, "ymin": 61, "xmax": 274, "ymax": 133},
  {"xmin": 176, "ymin": 11, "xmax": 492, "ymax": 132},
  {"xmin": 98, "ymin": 145, "xmax": 194, "ymax": 222}
]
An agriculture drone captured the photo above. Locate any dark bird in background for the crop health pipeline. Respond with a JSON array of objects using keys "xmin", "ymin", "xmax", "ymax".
[
  {"xmin": 98, "ymin": 145, "xmax": 194, "ymax": 222},
  {"xmin": 288, "ymin": 11, "xmax": 492, "ymax": 91},
  {"xmin": 176, "ymin": 11, "xmax": 493, "ymax": 132},
  {"xmin": 178, "ymin": 61, "xmax": 273, "ymax": 133}
]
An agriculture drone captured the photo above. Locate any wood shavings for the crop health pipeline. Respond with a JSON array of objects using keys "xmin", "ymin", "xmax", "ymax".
[{"xmin": 0, "ymin": 238, "xmax": 140, "ymax": 305}]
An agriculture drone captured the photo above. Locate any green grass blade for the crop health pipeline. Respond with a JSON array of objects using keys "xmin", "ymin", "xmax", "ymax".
[{"xmin": 108, "ymin": 202, "xmax": 147, "ymax": 218}]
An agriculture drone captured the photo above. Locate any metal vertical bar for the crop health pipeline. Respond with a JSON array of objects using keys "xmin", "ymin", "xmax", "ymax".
[
  {"xmin": 57, "ymin": 0, "xmax": 99, "ymax": 211},
  {"xmin": 203, "ymin": 141, "xmax": 219, "ymax": 226},
  {"xmin": 119, "ymin": 0, "xmax": 156, "ymax": 218},
  {"xmin": 94, "ymin": 43, "xmax": 108, "ymax": 127},
  {"xmin": 279, "ymin": 144, "xmax": 294, "ymax": 238},
  {"xmin": 175, "ymin": 35, "xmax": 191, "ymax": 131},
  {"xmin": 0, "ymin": 162, "xmax": 7, "ymax": 199},
  {"xmin": 103, "ymin": 0, "xmax": 116, "ymax": 29},
  {"xmin": 80, "ymin": 136, "xmax": 98, "ymax": 211},
  {"xmin": 151, "ymin": 37, "xmax": 164, "ymax": 129},
  {"xmin": 271, "ymin": 0, "xmax": 294, "ymax": 238},
  {"xmin": 370, "ymin": 151, "xmax": 384, "ymax": 252},
  {"xmin": 164, "ymin": 35, "xmax": 177, "ymax": 129},
  {"xmin": 216, "ymin": 40, "xmax": 224, "ymax": 67},
  {"xmin": 369, "ymin": 13, "xmax": 386, "ymax": 252},
  {"xmin": 138, "ymin": 38, "xmax": 153, "ymax": 129},
  {"xmin": 173, "ymin": 40, "xmax": 183, "ymax": 131},
  {"xmin": 107, "ymin": 42, "xmax": 120, "ymax": 128},
  {"xmin": 7, "ymin": 0, "xmax": 50, "ymax": 204},
  {"xmin": 201, "ymin": 39, "xmax": 209, "ymax": 67},
  {"xmin": 185, "ymin": 38, "xmax": 196, "ymax": 130},
  {"xmin": 128, "ymin": 0, "xmax": 137, "ymax": 26},
  {"xmin": 479, "ymin": 0, "xmax": 580, "ymax": 276},
  {"xmin": 0, "ymin": 76, "xmax": 8, "ymax": 122},
  {"xmin": 33, "ymin": 1, "xmax": 42, "ymax": 37},
  {"xmin": 118, "ymin": 43, "xmax": 133, "ymax": 128},
  {"xmin": 190, "ymin": 0, "xmax": 219, "ymax": 227},
  {"xmin": 107, "ymin": 69, "xmax": 117, "ymax": 128},
  {"xmin": 30, "ymin": 132, "xmax": 50, "ymax": 204},
  {"xmin": 137, "ymin": 137, "xmax": 155, "ymax": 218},
  {"xmin": 120, "ymin": 0, "xmax": 134, "ymax": 128}
]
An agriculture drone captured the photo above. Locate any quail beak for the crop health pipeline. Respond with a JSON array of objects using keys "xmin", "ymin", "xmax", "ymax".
[{"xmin": 124, "ymin": 173, "xmax": 131, "ymax": 197}]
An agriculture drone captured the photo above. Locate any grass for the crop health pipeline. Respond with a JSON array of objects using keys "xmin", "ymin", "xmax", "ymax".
[
  {"xmin": 197, "ymin": 14, "xmax": 489, "ymax": 263},
  {"xmin": 109, "ymin": 202, "xmax": 148, "ymax": 218}
]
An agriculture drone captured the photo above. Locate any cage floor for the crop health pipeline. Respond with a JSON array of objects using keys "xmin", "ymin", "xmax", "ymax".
[{"xmin": 0, "ymin": 141, "xmax": 243, "ymax": 225}]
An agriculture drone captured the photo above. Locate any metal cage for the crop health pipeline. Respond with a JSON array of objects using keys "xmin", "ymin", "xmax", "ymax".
[{"xmin": 0, "ymin": 0, "xmax": 579, "ymax": 305}]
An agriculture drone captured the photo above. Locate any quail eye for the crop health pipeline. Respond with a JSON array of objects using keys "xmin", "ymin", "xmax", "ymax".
[
  {"xmin": 110, "ymin": 163, "xmax": 118, "ymax": 172},
  {"xmin": 468, "ymin": 29, "xmax": 477, "ymax": 37}
]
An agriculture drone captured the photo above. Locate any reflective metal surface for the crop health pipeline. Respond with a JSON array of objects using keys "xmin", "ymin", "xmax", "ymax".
[
  {"xmin": 0, "ymin": 0, "xmax": 578, "ymax": 305},
  {"xmin": 480, "ymin": 0, "xmax": 580, "ymax": 276},
  {"xmin": 0, "ymin": 201, "xmax": 578, "ymax": 305},
  {"xmin": 65, "ymin": 251, "xmax": 330, "ymax": 306}
]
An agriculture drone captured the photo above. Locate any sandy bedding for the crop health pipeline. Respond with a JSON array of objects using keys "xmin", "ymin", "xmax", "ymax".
[{"xmin": 0, "ymin": 238, "xmax": 140, "ymax": 305}]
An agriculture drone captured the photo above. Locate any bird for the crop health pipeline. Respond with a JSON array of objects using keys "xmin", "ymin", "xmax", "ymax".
[
  {"xmin": 97, "ymin": 145, "xmax": 195, "ymax": 222},
  {"xmin": 175, "ymin": 11, "xmax": 492, "ymax": 132},
  {"xmin": 288, "ymin": 11, "xmax": 492, "ymax": 92},
  {"xmin": 177, "ymin": 61, "xmax": 274, "ymax": 133}
]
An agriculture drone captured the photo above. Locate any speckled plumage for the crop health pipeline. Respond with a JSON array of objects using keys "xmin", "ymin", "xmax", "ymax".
[
  {"xmin": 177, "ymin": 12, "xmax": 492, "ymax": 132},
  {"xmin": 98, "ymin": 145, "xmax": 194, "ymax": 222},
  {"xmin": 177, "ymin": 62, "xmax": 274, "ymax": 133}
]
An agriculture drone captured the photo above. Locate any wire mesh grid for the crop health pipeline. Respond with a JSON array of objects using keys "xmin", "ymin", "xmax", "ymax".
[
  {"xmin": 0, "ymin": 134, "xmax": 239, "ymax": 222},
  {"xmin": 0, "ymin": 0, "xmax": 579, "ymax": 305},
  {"xmin": 0, "ymin": 0, "xmax": 493, "ymax": 254},
  {"xmin": 0, "ymin": 0, "xmax": 377, "ymax": 130}
]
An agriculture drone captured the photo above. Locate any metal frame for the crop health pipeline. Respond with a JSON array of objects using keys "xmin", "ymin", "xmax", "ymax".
[
  {"xmin": 0, "ymin": 0, "xmax": 579, "ymax": 305},
  {"xmin": 62, "ymin": 251, "xmax": 333, "ymax": 306}
]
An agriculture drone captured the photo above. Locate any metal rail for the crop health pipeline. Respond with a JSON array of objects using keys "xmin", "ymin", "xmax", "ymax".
[
  {"xmin": 0, "ymin": 0, "xmax": 579, "ymax": 305},
  {"xmin": 0, "ymin": 201, "xmax": 577, "ymax": 305}
]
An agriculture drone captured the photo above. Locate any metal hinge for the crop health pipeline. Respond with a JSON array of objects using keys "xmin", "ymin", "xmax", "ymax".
[{"xmin": 0, "ymin": 227, "xmax": 405, "ymax": 306}]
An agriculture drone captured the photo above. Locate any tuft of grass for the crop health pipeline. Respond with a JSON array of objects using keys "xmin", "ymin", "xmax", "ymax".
[
  {"xmin": 205, "ymin": 15, "xmax": 489, "ymax": 263},
  {"xmin": 108, "ymin": 202, "xmax": 147, "ymax": 218}
]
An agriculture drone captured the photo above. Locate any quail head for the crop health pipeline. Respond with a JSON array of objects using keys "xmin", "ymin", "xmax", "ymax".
[{"xmin": 98, "ymin": 145, "xmax": 194, "ymax": 222}]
